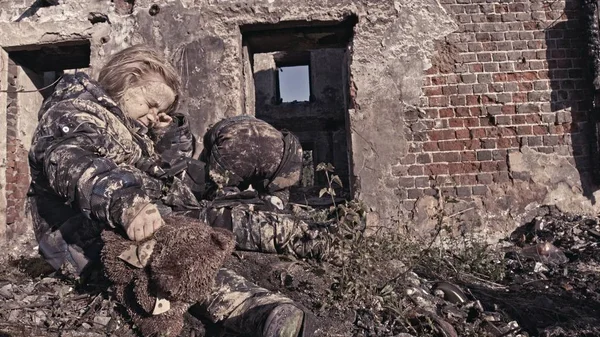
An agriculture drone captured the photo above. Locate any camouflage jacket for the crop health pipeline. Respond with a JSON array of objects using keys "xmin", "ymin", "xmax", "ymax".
[{"xmin": 28, "ymin": 73, "xmax": 199, "ymax": 273}]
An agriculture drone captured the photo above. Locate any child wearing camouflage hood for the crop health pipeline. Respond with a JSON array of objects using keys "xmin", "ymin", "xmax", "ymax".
[{"xmin": 27, "ymin": 44, "xmax": 317, "ymax": 337}]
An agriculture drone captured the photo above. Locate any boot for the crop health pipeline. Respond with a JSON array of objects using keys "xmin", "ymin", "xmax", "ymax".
[
  {"xmin": 205, "ymin": 204, "xmax": 333, "ymax": 261},
  {"xmin": 196, "ymin": 268, "xmax": 314, "ymax": 337}
]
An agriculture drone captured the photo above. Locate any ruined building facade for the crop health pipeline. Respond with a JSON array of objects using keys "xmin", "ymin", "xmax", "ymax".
[{"xmin": 0, "ymin": 0, "xmax": 595, "ymax": 240}]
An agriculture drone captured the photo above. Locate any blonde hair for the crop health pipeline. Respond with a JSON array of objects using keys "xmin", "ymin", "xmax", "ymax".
[{"xmin": 98, "ymin": 44, "xmax": 181, "ymax": 114}]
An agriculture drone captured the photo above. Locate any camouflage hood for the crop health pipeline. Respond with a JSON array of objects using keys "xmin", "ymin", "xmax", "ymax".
[{"xmin": 38, "ymin": 72, "xmax": 137, "ymax": 130}]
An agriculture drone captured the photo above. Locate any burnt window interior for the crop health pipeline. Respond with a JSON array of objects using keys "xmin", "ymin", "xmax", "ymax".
[
  {"xmin": 7, "ymin": 41, "xmax": 91, "ymax": 99},
  {"xmin": 3, "ymin": 40, "xmax": 91, "ymax": 161},
  {"xmin": 241, "ymin": 17, "xmax": 357, "ymax": 205}
]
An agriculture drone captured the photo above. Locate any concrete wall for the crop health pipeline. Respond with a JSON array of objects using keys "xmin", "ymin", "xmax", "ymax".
[{"xmin": 0, "ymin": 0, "xmax": 594, "ymax": 241}]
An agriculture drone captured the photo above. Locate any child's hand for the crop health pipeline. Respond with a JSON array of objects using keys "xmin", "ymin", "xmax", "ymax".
[
  {"xmin": 154, "ymin": 113, "xmax": 173, "ymax": 129},
  {"xmin": 125, "ymin": 203, "xmax": 164, "ymax": 241}
]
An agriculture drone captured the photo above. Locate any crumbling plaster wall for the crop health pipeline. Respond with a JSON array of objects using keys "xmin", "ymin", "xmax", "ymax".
[{"xmin": 0, "ymin": 0, "xmax": 457, "ymax": 239}]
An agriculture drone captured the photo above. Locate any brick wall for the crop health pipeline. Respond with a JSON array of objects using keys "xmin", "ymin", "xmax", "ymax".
[
  {"xmin": 5, "ymin": 61, "xmax": 30, "ymax": 228},
  {"xmin": 402, "ymin": 0, "xmax": 591, "ymax": 200}
]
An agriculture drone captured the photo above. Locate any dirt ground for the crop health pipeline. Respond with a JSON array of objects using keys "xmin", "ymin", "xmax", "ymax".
[{"xmin": 2, "ymin": 205, "xmax": 600, "ymax": 337}]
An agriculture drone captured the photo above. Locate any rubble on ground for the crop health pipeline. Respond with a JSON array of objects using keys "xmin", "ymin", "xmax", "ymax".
[{"xmin": 1, "ymin": 205, "xmax": 600, "ymax": 337}]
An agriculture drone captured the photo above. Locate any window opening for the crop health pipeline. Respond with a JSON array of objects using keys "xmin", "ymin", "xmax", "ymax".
[
  {"xmin": 277, "ymin": 65, "xmax": 310, "ymax": 103},
  {"xmin": 241, "ymin": 16, "xmax": 357, "ymax": 205}
]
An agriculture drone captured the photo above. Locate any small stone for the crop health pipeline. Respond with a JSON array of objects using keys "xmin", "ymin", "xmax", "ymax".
[
  {"xmin": 82, "ymin": 322, "xmax": 92, "ymax": 329},
  {"xmin": 534, "ymin": 262, "xmax": 549, "ymax": 273},
  {"xmin": 34, "ymin": 310, "xmax": 47, "ymax": 325},
  {"xmin": 23, "ymin": 295, "xmax": 38, "ymax": 303},
  {"xmin": 93, "ymin": 316, "xmax": 111, "ymax": 326},
  {"xmin": 8, "ymin": 309, "xmax": 21, "ymax": 322},
  {"xmin": 0, "ymin": 284, "xmax": 13, "ymax": 299}
]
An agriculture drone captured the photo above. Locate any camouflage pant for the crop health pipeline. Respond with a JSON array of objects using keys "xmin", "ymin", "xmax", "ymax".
[
  {"xmin": 200, "ymin": 268, "xmax": 298, "ymax": 330},
  {"xmin": 202, "ymin": 202, "xmax": 333, "ymax": 261}
]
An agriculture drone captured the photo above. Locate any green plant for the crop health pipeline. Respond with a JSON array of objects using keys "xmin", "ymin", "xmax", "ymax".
[{"xmin": 317, "ymin": 162, "xmax": 343, "ymax": 205}]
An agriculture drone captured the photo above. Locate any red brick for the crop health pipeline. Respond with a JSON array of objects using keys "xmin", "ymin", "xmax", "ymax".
[
  {"xmin": 423, "ymin": 142, "xmax": 439, "ymax": 152},
  {"xmin": 429, "ymin": 96, "xmax": 449, "ymax": 107},
  {"xmin": 424, "ymin": 87, "xmax": 443, "ymax": 96},
  {"xmin": 417, "ymin": 154, "xmax": 432, "ymax": 164},
  {"xmin": 493, "ymin": 73, "xmax": 507, "ymax": 82},
  {"xmin": 537, "ymin": 71, "xmax": 549, "ymax": 79},
  {"xmin": 482, "ymin": 138, "xmax": 496, "ymax": 149},
  {"xmin": 455, "ymin": 107, "xmax": 471, "ymax": 117},
  {"xmin": 512, "ymin": 93, "xmax": 527, "ymax": 103},
  {"xmin": 506, "ymin": 73, "xmax": 519, "ymax": 82},
  {"xmin": 470, "ymin": 107, "xmax": 483, "ymax": 116},
  {"xmin": 449, "ymin": 118, "xmax": 464, "ymax": 128},
  {"xmin": 524, "ymin": 114, "xmax": 541, "ymax": 124},
  {"xmin": 431, "ymin": 76, "xmax": 447, "ymax": 85},
  {"xmin": 439, "ymin": 108, "xmax": 454, "ymax": 118},
  {"xmin": 518, "ymin": 82, "xmax": 534, "ymax": 91},
  {"xmin": 464, "ymin": 95, "xmax": 478, "ymax": 105},
  {"xmin": 408, "ymin": 165, "xmax": 424, "ymax": 175},
  {"xmin": 460, "ymin": 174, "xmax": 477, "ymax": 185},
  {"xmin": 501, "ymin": 105, "xmax": 516, "ymax": 114},
  {"xmin": 480, "ymin": 161, "xmax": 498, "ymax": 172},
  {"xmin": 423, "ymin": 108, "xmax": 439, "ymax": 119},
  {"xmin": 512, "ymin": 115, "xmax": 526, "ymax": 124},
  {"xmin": 549, "ymin": 125, "xmax": 565, "ymax": 134},
  {"xmin": 465, "ymin": 118, "xmax": 480, "ymax": 128},
  {"xmin": 517, "ymin": 125, "xmax": 533, "ymax": 135},
  {"xmin": 438, "ymin": 140, "xmax": 465, "ymax": 151},
  {"xmin": 470, "ymin": 128, "xmax": 487, "ymax": 138},
  {"xmin": 464, "ymin": 139, "xmax": 482, "ymax": 150},
  {"xmin": 521, "ymin": 71, "xmax": 538, "ymax": 81},
  {"xmin": 442, "ymin": 85, "xmax": 459, "ymax": 95},
  {"xmin": 425, "ymin": 164, "xmax": 449, "ymax": 175},
  {"xmin": 450, "ymin": 95, "xmax": 467, "ymax": 106},
  {"xmin": 425, "ymin": 67, "xmax": 438, "ymax": 75},
  {"xmin": 448, "ymin": 163, "xmax": 463, "ymax": 175},
  {"xmin": 433, "ymin": 152, "xmax": 461, "ymax": 163},
  {"xmin": 533, "ymin": 125, "xmax": 548, "ymax": 135},
  {"xmin": 455, "ymin": 129, "xmax": 470, "ymax": 139},
  {"xmin": 498, "ymin": 127, "xmax": 517, "ymax": 137},
  {"xmin": 497, "ymin": 137, "xmax": 518, "ymax": 148},
  {"xmin": 462, "ymin": 162, "xmax": 481, "ymax": 173},
  {"xmin": 429, "ymin": 130, "xmax": 456, "ymax": 141},
  {"xmin": 469, "ymin": 63, "xmax": 484, "ymax": 72},
  {"xmin": 462, "ymin": 151, "xmax": 477, "ymax": 161}
]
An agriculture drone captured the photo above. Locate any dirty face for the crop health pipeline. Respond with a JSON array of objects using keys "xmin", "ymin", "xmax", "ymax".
[{"xmin": 119, "ymin": 74, "xmax": 176, "ymax": 128}]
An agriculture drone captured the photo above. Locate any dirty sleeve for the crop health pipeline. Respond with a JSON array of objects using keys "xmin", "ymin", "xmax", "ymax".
[
  {"xmin": 33, "ymin": 108, "xmax": 157, "ymax": 229},
  {"xmin": 149, "ymin": 114, "xmax": 195, "ymax": 163}
]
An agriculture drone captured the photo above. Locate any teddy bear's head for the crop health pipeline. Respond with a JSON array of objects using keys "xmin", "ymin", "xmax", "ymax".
[{"xmin": 150, "ymin": 216, "xmax": 235, "ymax": 303}]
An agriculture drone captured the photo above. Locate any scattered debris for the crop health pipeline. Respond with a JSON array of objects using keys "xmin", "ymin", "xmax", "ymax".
[
  {"xmin": 88, "ymin": 12, "xmax": 110, "ymax": 25},
  {"xmin": 1, "ymin": 205, "xmax": 600, "ymax": 336}
]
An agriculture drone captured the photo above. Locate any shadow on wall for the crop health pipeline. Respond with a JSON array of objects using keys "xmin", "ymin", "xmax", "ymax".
[{"xmin": 546, "ymin": 2, "xmax": 597, "ymax": 202}]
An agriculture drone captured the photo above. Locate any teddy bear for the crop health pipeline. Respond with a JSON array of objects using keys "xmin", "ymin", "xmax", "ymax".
[{"xmin": 101, "ymin": 215, "xmax": 235, "ymax": 337}]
